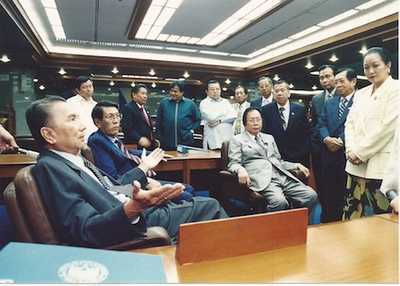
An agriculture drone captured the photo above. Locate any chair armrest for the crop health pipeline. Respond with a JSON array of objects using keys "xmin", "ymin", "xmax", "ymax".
[{"xmin": 106, "ymin": 227, "xmax": 171, "ymax": 251}]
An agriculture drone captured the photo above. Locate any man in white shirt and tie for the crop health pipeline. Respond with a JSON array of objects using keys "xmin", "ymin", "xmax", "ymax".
[
  {"xmin": 200, "ymin": 80, "xmax": 236, "ymax": 150},
  {"xmin": 67, "ymin": 76, "xmax": 98, "ymax": 142}
]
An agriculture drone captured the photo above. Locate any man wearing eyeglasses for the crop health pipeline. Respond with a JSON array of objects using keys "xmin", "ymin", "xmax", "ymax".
[{"xmin": 87, "ymin": 101, "xmax": 194, "ymax": 202}]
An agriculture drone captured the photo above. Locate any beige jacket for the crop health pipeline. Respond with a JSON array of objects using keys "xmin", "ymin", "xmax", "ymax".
[{"xmin": 345, "ymin": 76, "xmax": 399, "ymax": 179}]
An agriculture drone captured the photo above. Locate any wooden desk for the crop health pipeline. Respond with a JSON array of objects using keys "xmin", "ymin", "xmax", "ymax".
[
  {"xmin": 132, "ymin": 215, "xmax": 398, "ymax": 283},
  {"xmin": 0, "ymin": 151, "xmax": 221, "ymax": 184},
  {"xmin": 154, "ymin": 151, "xmax": 221, "ymax": 184},
  {"xmin": 0, "ymin": 154, "xmax": 36, "ymax": 179}
]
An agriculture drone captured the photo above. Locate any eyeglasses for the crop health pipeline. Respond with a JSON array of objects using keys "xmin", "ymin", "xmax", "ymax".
[
  {"xmin": 247, "ymin": 118, "xmax": 262, "ymax": 123},
  {"xmin": 104, "ymin": 113, "xmax": 123, "ymax": 120}
]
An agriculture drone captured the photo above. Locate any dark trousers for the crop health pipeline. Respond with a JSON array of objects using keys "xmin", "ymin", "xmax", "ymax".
[
  {"xmin": 320, "ymin": 147, "xmax": 346, "ymax": 223},
  {"xmin": 311, "ymin": 145, "xmax": 324, "ymax": 193}
]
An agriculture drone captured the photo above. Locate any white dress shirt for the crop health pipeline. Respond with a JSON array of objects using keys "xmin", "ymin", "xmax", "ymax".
[
  {"xmin": 67, "ymin": 95, "xmax": 98, "ymax": 142},
  {"xmin": 200, "ymin": 96, "xmax": 237, "ymax": 149},
  {"xmin": 262, "ymin": 96, "xmax": 273, "ymax": 107}
]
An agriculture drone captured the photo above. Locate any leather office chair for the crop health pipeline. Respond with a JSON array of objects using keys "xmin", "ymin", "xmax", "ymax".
[
  {"xmin": 4, "ymin": 166, "xmax": 171, "ymax": 250},
  {"xmin": 218, "ymin": 141, "xmax": 267, "ymax": 215}
]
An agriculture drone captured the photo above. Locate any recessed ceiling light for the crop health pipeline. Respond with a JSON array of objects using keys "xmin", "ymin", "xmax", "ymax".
[
  {"xmin": 111, "ymin": 66, "xmax": 119, "ymax": 74},
  {"xmin": 130, "ymin": 82, "xmax": 136, "ymax": 87},
  {"xmin": 298, "ymin": 99, "xmax": 303, "ymax": 103},
  {"xmin": 329, "ymin": 54, "xmax": 339, "ymax": 62},
  {"xmin": 305, "ymin": 61, "xmax": 314, "ymax": 70},
  {"xmin": 39, "ymin": 85, "xmax": 45, "ymax": 90},
  {"xmin": 273, "ymin": 74, "xmax": 280, "ymax": 81},
  {"xmin": 58, "ymin": 67, "xmax": 66, "ymax": 75},
  {"xmin": 310, "ymin": 71, "xmax": 319, "ymax": 75},
  {"xmin": 33, "ymin": 78, "xmax": 39, "ymax": 82},
  {"xmin": 183, "ymin": 71, "xmax": 190, "ymax": 78},
  {"xmin": 222, "ymin": 87, "xmax": 227, "ymax": 91},
  {"xmin": 359, "ymin": 46, "xmax": 368, "ymax": 55},
  {"xmin": 225, "ymin": 78, "xmax": 231, "ymax": 85},
  {"xmin": 312, "ymin": 85, "xmax": 317, "ymax": 90},
  {"xmin": 289, "ymin": 83, "xmax": 294, "ymax": 88},
  {"xmin": 151, "ymin": 82, "xmax": 157, "ymax": 88},
  {"xmin": 0, "ymin": 55, "xmax": 11, "ymax": 63},
  {"xmin": 109, "ymin": 80, "xmax": 115, "ymax": 86},
  {"xmin": 149, "ymin": 69, "xmax": 156, "ymax": 76}
]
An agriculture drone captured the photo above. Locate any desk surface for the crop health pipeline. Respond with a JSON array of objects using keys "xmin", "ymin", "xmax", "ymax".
[
  {"xmin": 0, "ymin": 154, "xmax": 36, "ymax": 165},
  {"xmin": 132, "ymin": 215, "xmax": 398, "ymax": 283}
]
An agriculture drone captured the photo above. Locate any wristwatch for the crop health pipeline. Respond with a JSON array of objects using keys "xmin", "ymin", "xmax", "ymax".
[{"xmin": 385, "ymin": 190, "xmax": 398, "ymax": 202}]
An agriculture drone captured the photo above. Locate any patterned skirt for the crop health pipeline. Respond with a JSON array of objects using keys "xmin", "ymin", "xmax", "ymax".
[{"xmin": 342, "ymin": 174, "xmax": 390, "ymax": 220}]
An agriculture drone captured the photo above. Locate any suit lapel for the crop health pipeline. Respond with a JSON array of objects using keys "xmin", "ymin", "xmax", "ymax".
[
  {"xmin": 286, "ymin": 103, "xmax": 296, "ymax": 131},
  {"xmin": 243, "ymin": 132, "xmax": 266, "ymax": 158}
]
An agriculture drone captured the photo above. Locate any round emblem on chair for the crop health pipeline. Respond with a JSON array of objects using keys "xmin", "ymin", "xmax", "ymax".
[{"xmin": 57, "ymin": 260, "xmax": 109, "ymax": 283}]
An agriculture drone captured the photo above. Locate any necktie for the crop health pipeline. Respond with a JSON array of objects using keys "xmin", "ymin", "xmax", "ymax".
[
  {"xmin": 279, "ymin": 107, "xmax": 287, "ymax": 130},
  {"xmin": 140, "ymin": 107, "xmax": 151, "ymax": 127},
  {"xmin": 115, "ymin": 139, "xmax": 156, "ymax": 177},
  {"xmin": 338, "ymin": 98, "xmax": 348, "ymax": 120},
  {"xmin": 255, "ymin": 135, "xmax": 268, "ymax": 157},
  {"xmin": 83, "ymin": 157, "xmax": 111, "ymax": 190}
]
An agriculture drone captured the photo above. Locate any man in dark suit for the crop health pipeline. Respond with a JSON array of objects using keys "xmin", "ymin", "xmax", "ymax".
[
  {"xmin": 318, "ymin": 68, "xmax": 356, "ymax": 222},
  {"xmin": 250, "ymin": 76, "xmax": 273, "ymax": 108},
  {"xmin": 261, "ymin": 80, "xmax": 310, "ymax": 167},
  {"xmin": 121, "ymin": 84, "xmax": 158, "ymax": 149},
  {"xmin": 26, "ymin": 96, "xmax": 228, "ymax": 248},
  {"xmin": 88, "ymin": 101, "xmax": 194, "ymax": 202},
  {"xmin": 310, "ymin": 65, "xmax": 337, "ymax": 194}
]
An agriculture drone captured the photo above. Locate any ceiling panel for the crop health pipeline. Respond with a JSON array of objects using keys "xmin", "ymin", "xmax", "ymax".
[
  {"xmin": 56, "ymin": 0, "xmax": 96, "ymax": 41},
  {"xmin": 162, "ymin": 0, "xmax": 250, "ymax": 38}
]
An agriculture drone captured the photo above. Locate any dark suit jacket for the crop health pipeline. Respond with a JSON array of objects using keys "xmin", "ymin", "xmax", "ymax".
[
  {"xmin": 31, "ymin": 150, "xmax": 147, "ymax": 248},
  {"xmin": 250, "ymin": 97, "xmax": 263, "ymax": 109},
  {"xmin": 261, "ymin": 102, "xmax": 310, "ymax": 166},
  {"xmin": 121, "ymin": 101, "xmax": 154, "ymax": 145}
]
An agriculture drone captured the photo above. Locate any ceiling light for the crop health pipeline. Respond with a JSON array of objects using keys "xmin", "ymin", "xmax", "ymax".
[
  {"xmin": 136, "ymin": 24, "xmax": 152, "ymax": 39},
  {"xmin": 147, "ymin": 26, "xmax": 164, "ymax": 40},
  {"xmin": 229, "ymin": 53, "xmax": 251, "ymax": 58},
  {"xmin": 165, "ymin": 47, "xmax": 197, "ymax": 53},
  {"xmin": 186, "ymin": 37, "xmax": 201, "ymax": 44},
  {"xmin": 166, "ymin": 35, "xmax": 180, "ymax": 42},
  {"xmin": 157, "ymin": 34, "xmax": 169, "ymax": 41},
  {"xmin": 0, "ymin": 55, "xmax": 11, "ymax": 63},
  {"xmin": 289, "ymin": 83, "xmax": 294, "ymax": 88},
  {"xmin": 289, "ymin": 25, "xmax": 320, "ymax": 39},
  {"xmin": 176, "ymin": 36, "xmax": 191, "ymax": 44},
  {"xmin": 355, "ymin": 0, "xmax": 386, "ymax": 10},
  {"xmin": 162, "ymin": 89, "xmax": 166, "ymax": 93},
  {"xmin": 149, "ymin": 69, "xmax": 156, "ymax": 76},
  {"xmin": 310, "ymin": 71, "xmax": 319, "ymax": 76},
  {"xmin": 45, "ymin": 8, "xmax": 62, "ymax": 26},
  {"xmin": 39, "ymin": 85, "xmax": 45, "ymax": 90},
  {"xmin": 329, "ymin": 54, "xmax": 339, "ymax": 62},
  {"xmin": 312, "ymin": 85, "xmax": 317, "ymax": 90},
  {"xmin": 154, "ymin": 7, "xmax": 175, "ymax": 27},
  {"xmin": 317, "ymin": 10, "xmax": 359, "ymax": 27},
  {"xmin": 225, "ymin": 78, "xmax": 231, "ymax": 85},
  {"xmin": 130, "ymin": 82, "xmax": 136, "ymax": 87},
  {"xmin": 166, "ymin": 0, "xmax": 183, "ymax": 9},
  {"xmin": 273, "ymin": 74, "xmax": 280, "ymax": 81},
  {"xmin": 305, "ymin": 61, "xmax": 314, "ymax": 70},
  {"xmin": 199, "ymin": 50, "xmax": 230, "ymax": 56},
  {"xmin": 109, "ymin": 81, "xmax": 115, "ymax": 86},
  {"xmin": 41, "ymin": 0, "xmax": 56, "ymax": 8},
  {"xmin": 58, "ymin": 67, "xmax": 66, "ymax": 75},
  {"xmin": 359, "ymin": 46, "xmax": 368, "ymax": 55},
  {"xmin": 111, "ymin": 66, "xmax": 119, "ymax": 74},
  {"xmin": 183, "ymin": 71, "xmax": 190, "ymax": 78},
  {"xmin": 33, "ymin": 78, "xmax": 39, "ymax": 82},
  {"xmin": 151, "ymin": 82, "xmax": 157, "ymax": 88},
  {"xmin": 298, "ymin": 99, "xmax": 303, "ymax": 103},
  {"xmin": 222, "ymin": 87, "xmax": 227, "ymax": 91}
]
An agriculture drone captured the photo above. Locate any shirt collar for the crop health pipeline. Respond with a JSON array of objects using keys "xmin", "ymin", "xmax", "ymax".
[
  {"xmin": 136, "ymin": 102, "xmax": 145, "ymax": 109},
  {"xmin": 276, "ymin": 100, "xmax": 289, "ymax": 110},
  {"xmin": 209, "ymin": 96, "xmax": 223, "ymax": 102},
  {"xmin": 342, "ymin": 91, "xmax": 355, "ymax": 102},
  {"xmin": 245, "ymin": 130, "xmax": 259, "ymax": 140},
  {"xmin": 77, "ymin": 94, "xmax": 95, "ymax": 103},
  {"xmin": 50, "ymin": 149, "xmax": 84, "ymax": 169}
]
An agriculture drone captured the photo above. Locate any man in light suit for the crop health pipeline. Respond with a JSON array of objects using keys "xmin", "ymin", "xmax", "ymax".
[
  {"xmin": 250, "ymin": 76, "xmax": 273, "ymax": 109},
  {"xmin": 310, "ymin": 65, "xmax": 337, "ymax": 193},
  {"xmin": 228, "ymin": 107, "xmax": 317, "ymax": 212},
  {"xmin": 318, "ymin": 68, "xmax": 356, "ymax": 222},
  {"xmin": 261, "ymin": 80, "xmax": 310, "ymax": 167},
  {"xmin": 26, "ymin": 96, "xmax": 228, "ymax": 248}
]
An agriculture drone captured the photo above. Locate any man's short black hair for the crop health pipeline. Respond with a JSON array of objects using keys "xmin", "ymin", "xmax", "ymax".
[
  {"xmin": 131, "ymin": 83, "xmax": 147, "ymax": 95},
  {"xmin": 336, "ymin": 67, "xmax": 357, "ymax": 82},
  {"xmin": 235, "ymin": 85, "xmax": 248, "ymax": 94},
  {"xmin": 75, "ymin": 76, "xmax": 92, "ymax": 90},
  {"xmin": 25, "ymin": 96, "xmax": 66, "ymax": 149},
  {"xmin": 318, "ymin": 65, "xmax": 336, "ymax": 74},
  {"xmin": 273, "ymin": 80, "xmax": 290, "ymax": 89},
  {"xmin": 258, "ymin": 76, "xmax": 272, "ymax": 86},
  {"xmin": 242, "ymin": 107, "xmax": 261, "ymax": 126},
  {"xmin": 170, "ymin": 81, "xmax": 185, "ymax": 92},
  {"xmin": 92, "ymin": 101, "xmax": 119, "ymax": 123},
  {"xmin": 206, "ymin": 79, "xmax": 220, "ymax": 89}
]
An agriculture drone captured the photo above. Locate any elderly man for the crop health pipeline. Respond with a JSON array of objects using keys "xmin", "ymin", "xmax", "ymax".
[
  {"xmin": 200, "ymin": 80, "xmax": 236, "ymax": 150},
  {"xmin": 228, "ymin": 107, "xmax": 317, "ymax": 212},
  {"xmin": 261, "ymin": 80, "xmax": 310, "ymax": 167},
  {"xmin": 26, "ymin": 96, "xmax": 227, "ymax": 247},
  {"xmin": 250, "ymin": 76, "xmax": 273, "ymax": 108},
  {"xmin": 318, "ymin": 68, "xmax": 356, "ymax": 222},
  {"xmin": 232, "ymin": 85, "xmax": 250, "ymax": 135},
  {"xmin": 67, "ymin": 76, "xmax": 98, "ymax": 142}
]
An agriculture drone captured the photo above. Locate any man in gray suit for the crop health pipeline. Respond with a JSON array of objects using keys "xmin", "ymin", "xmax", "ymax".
[
  {"xmin": 228, "ymin": 107, "xmax": 317, "ymax": 212},
  {"xmin": 25, "ymin": 96, "xmax": 227, "ymax": 247},
  {"xmin": 310, "ymin": 65, "xmax": 337, "ymax": 194}
]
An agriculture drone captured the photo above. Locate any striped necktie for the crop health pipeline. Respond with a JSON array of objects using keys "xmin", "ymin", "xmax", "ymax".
[
  {"xmin": 278, "ymin": 107, "xmax": 287, "ymax": 130},
  {"xmin": 337, "ymin": 98, "xmax": 348, "ymax": 120},
  {"xmin": 83, "ymin": 157, "xmax": 111, "ymax": 190}
]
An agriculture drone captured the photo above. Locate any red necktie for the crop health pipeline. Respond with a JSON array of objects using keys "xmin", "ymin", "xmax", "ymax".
[{"xmin": 141, "ymin": 107, "xmax": 151, "ymax": 127}]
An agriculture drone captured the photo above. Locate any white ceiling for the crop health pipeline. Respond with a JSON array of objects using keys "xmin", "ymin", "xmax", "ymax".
[{"xmin": 14, "ymin": 0, "xmax": 398, "ymax": 67}]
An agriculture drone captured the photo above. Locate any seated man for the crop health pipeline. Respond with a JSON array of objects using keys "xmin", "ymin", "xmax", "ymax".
[
  {"xmin": 228, "ymin": 107, "xmax": 317, "ymax": 212},
  {"xmin": 87, "ymin": 101, "xmax": 194, "ymax": 202},
  {"xmin": 26, "ymin": 96, "xmax": 228, "ymax": 248}
]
